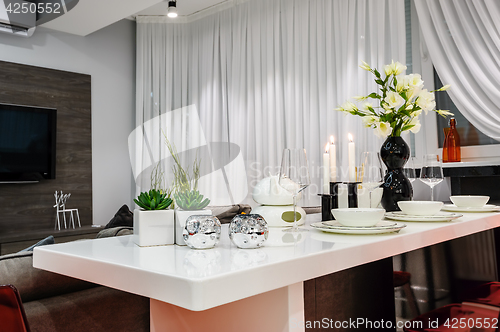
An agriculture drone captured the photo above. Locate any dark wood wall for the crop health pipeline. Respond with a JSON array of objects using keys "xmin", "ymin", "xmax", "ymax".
[{"xmin": 0, "ymin": 61, "xmax": 92, "ymax": 234}]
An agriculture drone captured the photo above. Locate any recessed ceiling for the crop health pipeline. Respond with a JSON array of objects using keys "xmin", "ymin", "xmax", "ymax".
[{"xmin": 40, "ymin": 0, "xmax": 229, "ymax": 37}]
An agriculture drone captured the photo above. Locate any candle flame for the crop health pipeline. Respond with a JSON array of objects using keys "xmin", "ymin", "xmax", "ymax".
[
  {"xmin": 348, "ymin": 133, "xmax": 353, "ymax": 142},
  {"xmin": 330, "ymin": 136, "xmax": 335, "ymax": 144},
  {"xmin": 325, "ymin": 143, "xmax": 329, "ymax": 153}
]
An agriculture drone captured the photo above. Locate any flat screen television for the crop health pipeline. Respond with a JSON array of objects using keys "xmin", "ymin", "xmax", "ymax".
[{"xmin": 0, "ymin": 103, "xmax": 57, "ymax": 182}]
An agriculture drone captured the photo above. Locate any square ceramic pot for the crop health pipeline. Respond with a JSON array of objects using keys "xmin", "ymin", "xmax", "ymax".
[
  {"xmin": 175, "ymin": 209, "xmax": 212, "ymax": 245},
  {"xmin": 133, "ymin": 209, "xmax": 175, "ymax": 247}
]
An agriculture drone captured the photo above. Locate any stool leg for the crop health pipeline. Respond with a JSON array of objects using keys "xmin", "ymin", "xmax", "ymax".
[
  {"xmin": 62, "ymin": 211, "xmax": 67, "ymax": 229},
  {"xmin": 70, "ymin": 211, "xmax": 75, "ymax": 229},
  {"xmin": 403, "ymin": 283, "xmax": 420, "ymax": 318},
  {"xmin": 75, "ymin": 209, "xmax": 81, "ymax": 227}
]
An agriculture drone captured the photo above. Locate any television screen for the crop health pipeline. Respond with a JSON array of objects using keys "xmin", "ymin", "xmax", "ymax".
[{"xmin": 0, "ymin": 104, "xmax": 56, "ymax": 182}]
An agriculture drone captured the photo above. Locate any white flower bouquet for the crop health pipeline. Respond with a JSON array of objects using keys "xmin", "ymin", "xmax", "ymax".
[{"xmin": 336, "ymin": 60, "xmax": 452, "ymax": 137}]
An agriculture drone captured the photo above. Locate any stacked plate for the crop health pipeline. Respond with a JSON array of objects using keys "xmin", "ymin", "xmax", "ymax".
[
  {"xmin": 441, "ymin": 205, "xmax": 500, "ymax": 213},
  {"xmin": 385, "ymin": 211, "xmax": 462, "ymax": 222},
  {"xmin": 310, "ymin": 221, "xmax": 406, "ymax": 235}
]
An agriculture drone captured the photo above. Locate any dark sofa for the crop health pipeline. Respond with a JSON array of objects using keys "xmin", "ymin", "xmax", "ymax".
[{"xmin": 0, "ymin": 237, "xmax": 149, "ymax": 331}]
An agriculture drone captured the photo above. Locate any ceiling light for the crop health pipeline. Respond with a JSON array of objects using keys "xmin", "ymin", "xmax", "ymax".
[{"xmin": 167, "ymin": 1, "xmax": 178, "ymax": 18}]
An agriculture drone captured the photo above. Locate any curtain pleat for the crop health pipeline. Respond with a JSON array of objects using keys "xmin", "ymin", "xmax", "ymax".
[
  {"xmin": 415, "ymin": 0, "xmax": 500, "ymax": 141},
  {"xmin": 134, "ymin": 0, "xmax": 405, "ymax": 205}
]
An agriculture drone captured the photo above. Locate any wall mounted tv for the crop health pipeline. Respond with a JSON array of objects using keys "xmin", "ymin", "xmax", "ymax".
[{"xmin": 0, "ymin": 104, "xmax": 57, "ymax": 182}]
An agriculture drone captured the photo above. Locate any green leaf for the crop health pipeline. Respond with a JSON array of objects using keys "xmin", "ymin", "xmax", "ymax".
[
  {"xmin": 374, "ymin": 69, "xmax": 381, "ymax": 78},
  {"xmin": 375, "ymin": 79, "xmax": 384, "ymax": 85}
]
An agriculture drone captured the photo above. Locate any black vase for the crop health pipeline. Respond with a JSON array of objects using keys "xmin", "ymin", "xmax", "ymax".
[{"xmin": 380, "ymin": 136, "xmax": 413, "ymax": 211}]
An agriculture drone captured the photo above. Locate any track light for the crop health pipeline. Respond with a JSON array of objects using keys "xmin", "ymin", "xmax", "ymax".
[{"xmin": 167, "ymin": 1, "xmax": 178, "ymax": 18}]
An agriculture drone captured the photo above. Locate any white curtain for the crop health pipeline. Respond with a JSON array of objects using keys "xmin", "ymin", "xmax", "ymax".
[
  {"xmin": 134, "ymin": 0, "xmax": 406, "ymax": 206},
  {"xmin": 415, "ymin": 0, "xmax": 500, "ymax": 141}
]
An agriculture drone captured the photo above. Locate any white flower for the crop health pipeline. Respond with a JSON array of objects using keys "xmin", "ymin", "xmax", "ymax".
[
  {"xmin": 408, "ymin": 117, "xmax": 421, "ymax": 134},
  {"xmin": 407, "ymin": 74, "xmax": 424, "ymax": 88},
  {"xmin": 341, "ymin": 101, "xmax": 357, "ymax": 112},
  {"xmin": 392, "ymin": 61, "xmax": 407, "ymax": 76},
  {"xmin": 416, "ymin": 89, "xmax": 436, "ymax": 113},
  {"xmin": 384, "ymin": 91, "xmax": 405, "ymax": 110},
  {"xmin": 353, "ymin": 95, "xmax": 367, "ymax": 101},
  {"xmin": 438, "ymin": 84, "xmax": 451, "ymax": 91},
  {"xmin": 396, "ymin": 75, "xmax": 409, "ymax": 92},
  {"xmin": 362, "ymin": 115, "xmax": 377, "ymax": 127},
  {"xmin": 359, "ymin": 61, "xmax": 371, "ymax": 71},
  {"xmin": 385, "ymin": 60, "xmax": 407, "ymax": 76},
  {"xmin": 363, "ymin": 102, "xmax": 373, "ymax": 110},
  {"xmin": 384, "ymin": 64, "xmax": 393, "ymax": 76},
  {"xmin": 374, "ymin": 121, "xmax": 392, "ymax": 137},
  {"xmin": 436, "ymin": 109, "xmax": 454, "ymax": 117},
  {"xmin": 407, "ymin": 84, "xmax": 423, "ymax": 101}
]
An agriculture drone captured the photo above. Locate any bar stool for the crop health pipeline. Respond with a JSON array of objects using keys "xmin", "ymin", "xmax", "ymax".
[
  {"xmin": 0, "ymin": 284, "xmax": 30, "ymax": 332},
  {"xmin": 394, "ymin": 271, "xmax": 420, "ymax": 318}
]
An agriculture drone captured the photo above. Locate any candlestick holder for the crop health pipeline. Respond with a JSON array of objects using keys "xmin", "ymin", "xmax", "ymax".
[
  {"xmin": 346, "ymin": 182, "xmax": 361, "ymax": 208},
  {"xmin": 319, "ymin": 194, "xmax": 334, "ymax": 221},
  {"xmin": 329, "ymin": 182, "xmax": 341, "ymax": 211}
]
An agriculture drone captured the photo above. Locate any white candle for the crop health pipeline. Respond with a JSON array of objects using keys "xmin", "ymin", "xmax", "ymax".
[
  {"xmin": 348, "ymin": 133, "xmax": 356, "ymax": 182},
  {"xmin": 323, "ymin": 144, "xmax": 330, "ymax": 193},
  {"xmin": 329, "ymin": 136, "xmax": 336, "ymax": 182}
]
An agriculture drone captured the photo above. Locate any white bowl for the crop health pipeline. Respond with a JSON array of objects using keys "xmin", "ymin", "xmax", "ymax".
[
  {"xmin": 450, "ymin": 195, "xmax": 490, "ymax": 208},
  {"xmin": 331, "ymin": 208, "xmax": 385, "ymax": 227},
  {"xmin": 397, "ymin": 201, "xmax": 444, "ymax": 216}
]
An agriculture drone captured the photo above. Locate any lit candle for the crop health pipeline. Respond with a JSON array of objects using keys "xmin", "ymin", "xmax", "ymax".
[
  {"xmin": 348, "ymin": 133, "xmax": 356, "ymax": 182},
  {"xmin": 323, "ymin": 143, "xmax": 330, "ymax": 193},
  {"xmin": 329, "ymin": 136, "xmax": 336, "ymax": 182}
]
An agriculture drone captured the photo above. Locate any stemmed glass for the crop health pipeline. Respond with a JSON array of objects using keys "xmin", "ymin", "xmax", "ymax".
[
  {"xmin": 419, "ymin": 154, "xmax": 444, "ymax": 201},
  {"xmin": 279, "ymin": 148, "xmax": 311, "ymax": 233},
  {"xmin": 360, "ymin": 152, "xmax": 383, "ymax": 207},
  {"xmin": 403, "ymin": 157, "xmax": 417, "ymax": 183}
]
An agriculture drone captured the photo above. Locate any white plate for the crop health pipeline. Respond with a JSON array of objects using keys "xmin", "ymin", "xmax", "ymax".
[
  {"xmin": 385, "ymin": 211, "xmax": 463, "ymax": 222},
  {"xmin": 311, "ymin": 222, "xmax": 406, "ymax": 235},
  {"xmin": 441, "ymin": 204, "xmax": 500, "ymax": 213},
  {"xmin": 322, "ymin": 220, "xmax": 399, "ymax": 230}
]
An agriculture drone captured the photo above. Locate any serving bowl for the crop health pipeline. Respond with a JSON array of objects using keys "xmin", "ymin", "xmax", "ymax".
[
  {"xmin": 397, "ymin": 201, "xmax": 444, "ymax": 216},
  {"xmin": 331, "ymin": 208, "xmax": 385, "ymax": 227},
  {"xmin": 450, "ymin": 195, "xmax": 490, "ymax": 208}
]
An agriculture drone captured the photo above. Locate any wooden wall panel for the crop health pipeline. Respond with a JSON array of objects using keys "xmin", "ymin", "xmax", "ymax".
[{"xmin": 0, "ymin": 61, "xmax": 92, "ymax": 234}]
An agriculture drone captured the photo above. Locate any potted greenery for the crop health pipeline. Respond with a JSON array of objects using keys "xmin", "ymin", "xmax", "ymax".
[
  {"xmin": 165, "ymin": 138, "xmax": 212, "ymax": 246},
  {"xmin": 133, "ymin": 164, "xmax": 174, "ymax": 247}
]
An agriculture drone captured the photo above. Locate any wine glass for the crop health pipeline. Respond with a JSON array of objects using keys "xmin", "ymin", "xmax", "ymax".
[
  {"xmin": 279, "ymin": 148, "xmax": 311, "ymax": 233},
  {"xmin": 360, "ymin": 152, "xmax": 383, "ymax": 207},
  {"xmin": 403, "ymin": 157, "xmax": 417, "ymax": 183},
  {"xmin": 419, "ymin": 154, "xmax": 444, "ymax": 201}
]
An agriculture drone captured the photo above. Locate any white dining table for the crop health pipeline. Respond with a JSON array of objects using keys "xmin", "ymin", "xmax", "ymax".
[{"xmin": 33, "ymin": 212, "xmax": 500, "ymax": 332}]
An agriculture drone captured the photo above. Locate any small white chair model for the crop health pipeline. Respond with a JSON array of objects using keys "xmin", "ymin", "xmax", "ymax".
[{"xmin": 54, "ymin": 191, "xmax": 81, "ymax": 230}]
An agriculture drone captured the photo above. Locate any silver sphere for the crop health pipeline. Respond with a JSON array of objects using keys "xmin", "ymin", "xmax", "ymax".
[
  {"xmin": 229, "ymin": 214, "xmax": 269, "ymax": 249},
  {"xmin": 183, "ymin": 215, "xmax": 221, "ymax": 249}
]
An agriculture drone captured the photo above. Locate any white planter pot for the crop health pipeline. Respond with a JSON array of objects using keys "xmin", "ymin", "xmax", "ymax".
[
  {"xmin": 175, "ymin": 209, "xmax": 212, "ymax": 245},
  {"xmin": 133, "ymin": 209, "xmax": 175, "ymax": 247}
]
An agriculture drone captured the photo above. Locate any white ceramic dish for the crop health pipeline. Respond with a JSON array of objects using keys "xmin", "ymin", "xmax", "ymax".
[
  {"xmin": 321, "ymin": 220, "xmax": 398, "ymax": 230},
  {"xmin": 331, "ymin": 208, "xmax": 385, "ymax": 227},
  {"xmin": 450, "ymin": 195, "xmax": 490, "ymax": 208},
  {"xmin": 441, "ymin": 204, "xmax": 500, "ymax": 213},
  {"xmin": 397, "ymin": 201, "xmax": 444, "ymax": 216},
  {"xmin": 385, "ymin": 211, "xmax": 462, "ymax": 222},
  {"xmin": 311, "ymin": 221, "xmax": 406, "ymax": 235}
]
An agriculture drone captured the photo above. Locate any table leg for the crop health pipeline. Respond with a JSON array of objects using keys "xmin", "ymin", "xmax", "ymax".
[{"xmin": 150, "ymin": 282, "xmax": 305, "ymax": 332}]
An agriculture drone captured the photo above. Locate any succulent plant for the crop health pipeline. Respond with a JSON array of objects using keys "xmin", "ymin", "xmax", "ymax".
[
  {"xmin": 174, "ymin": 190, "xmax": 210, "ymax": 211},
  {"xmin": 134, "ymin": 190, "xmax": 173, "ymax": 210}
]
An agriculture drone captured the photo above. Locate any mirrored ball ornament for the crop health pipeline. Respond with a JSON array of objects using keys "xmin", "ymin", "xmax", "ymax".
[
  {"xmin": 183, "ymin": 215, "xmax": 222, "ymax": 249},
  {"xmin": 229, "ymin": 214, "xmax": 269, "ymax": 249}
]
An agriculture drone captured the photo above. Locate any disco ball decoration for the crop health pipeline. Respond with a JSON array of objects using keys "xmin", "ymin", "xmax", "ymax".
[
  {"xmin": 229, "ymin": 214, "xmax": 269, "ymax": 249},
  {"xmin": 183, "ymin": 215, "xmax": 221, "ymax": 249}
]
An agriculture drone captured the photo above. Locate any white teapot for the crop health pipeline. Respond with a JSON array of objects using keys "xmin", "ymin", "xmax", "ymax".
[{"xmin": 252, "ymin": 175, "xmax": 302, "ymax": 206}]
